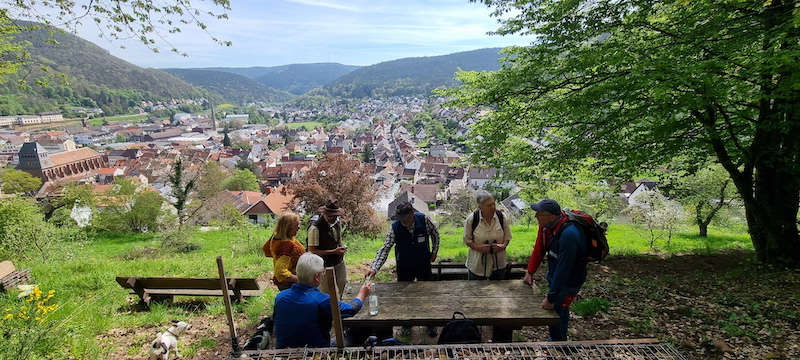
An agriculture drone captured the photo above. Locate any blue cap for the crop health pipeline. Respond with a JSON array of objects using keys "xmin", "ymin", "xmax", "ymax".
[{"xmin": 530, "ymin": 199, "xmax": 561, "ymax": 215}]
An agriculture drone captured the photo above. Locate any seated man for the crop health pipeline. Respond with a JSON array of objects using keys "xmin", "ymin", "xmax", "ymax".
[{"xmin": 273, "ymin": 252, "xmax": 371, "ymax": 349}]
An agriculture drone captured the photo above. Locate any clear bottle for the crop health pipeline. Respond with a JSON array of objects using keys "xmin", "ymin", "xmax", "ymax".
[{"xmin": 368, "ymin": 294, "xmax": 378, "ymax": 316}]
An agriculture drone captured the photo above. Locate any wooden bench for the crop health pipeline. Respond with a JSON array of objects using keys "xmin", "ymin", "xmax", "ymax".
[
  {"xmin": 115, "ymin": 276, "xmax": 268, "ymax": 306},
  {"xmin": 431, "ymin": 262, "xmax": 528, "ymax": 281},
  {"xmin": 0, "ymin": 261, "xmax": 32, "ymax": 292}
]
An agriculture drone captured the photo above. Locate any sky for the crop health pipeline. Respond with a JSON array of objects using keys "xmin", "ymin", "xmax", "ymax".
[{"xmin": 71, "ymin": 0, "xmax": 531, "ymax": 69}]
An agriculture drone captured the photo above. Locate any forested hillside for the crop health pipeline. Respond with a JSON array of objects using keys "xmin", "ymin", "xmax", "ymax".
[
  {"xmin": 254, "ymin": 63, "xmax": 359, "ymax": 95},
  {"xmin": 325, "ymin": 48, "xmax": 503, "ymax": 98},
  {"xmin": 163, "ymin": 68, "xmax": 295, "ymax": 104},
  {"xmin": 0, "ymin": 21, "xmax": 201, "ymax": 116}
]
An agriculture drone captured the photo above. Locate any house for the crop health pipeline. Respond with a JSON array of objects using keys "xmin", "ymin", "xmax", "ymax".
[
  {"xmin": 399, "ymin": 183, "xmax": 441, "ymax": 206},
  {"xmin": 625, "ymin": 179, "xmax": 659, "ymax": 206},
  {"xmin": 96, "ymin": 167, "xmax": 125, "ymax": 184},
  {"xmin": 500, "ymin": 193, "xmax": 529, "ymax": 217},
  {"xmin": 218, "ymin": 190, "xmax": 273, "ymax": 225},
  {"xmin": 387, "ymin": 191, "xmax": 428, "ymax": 220},
  {"xmin": 466, "ymin": 167, "xmax": 497, "ymax": 189},
  {"xmin": 107, "ymin": 149, "xmax": 142, "ymax": 164}
]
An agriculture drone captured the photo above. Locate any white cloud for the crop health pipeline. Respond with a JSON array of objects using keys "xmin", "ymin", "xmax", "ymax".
[{"xmin": 284, "ymin": 0, "xmax": 361, "ymax": 12}]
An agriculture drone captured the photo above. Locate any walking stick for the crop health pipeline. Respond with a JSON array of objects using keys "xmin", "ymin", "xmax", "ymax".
[{"xmin": 217, "ymin": 256, "xmax": 241, "ymax": 356}]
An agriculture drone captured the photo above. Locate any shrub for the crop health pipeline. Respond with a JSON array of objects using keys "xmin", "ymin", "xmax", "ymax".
[
  {"xmin": 572, "ymin": 297, "xmax": 610, "ymax": 317},
  {"xmin": 0, "ymin": 198, "xmax": 57, "ymax": 261},
  {"xmin": 158, "ymin": 227, "xmax": 200, "ymax": 254},
  {"xmin": 0, "ymin": 286, "xmax": 61, "ymax": 359}
]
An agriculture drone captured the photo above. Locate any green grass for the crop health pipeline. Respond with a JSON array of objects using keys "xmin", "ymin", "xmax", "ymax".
[
  {"xmin": 284, "ymin": 121, "xmax": 323, "ymax": 130},
  {"xmin": 3, "ymin": 221, "xmax": 752, "ymax": 358},
  {"xmin": 87, "ymin": 114, "xmax": 149, "ymax": 126}
]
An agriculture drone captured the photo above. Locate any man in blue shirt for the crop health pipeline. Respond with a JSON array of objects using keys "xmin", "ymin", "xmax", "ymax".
[
  {"xmin": 529, "ymin": 199, "xmax": 588, "ymax": 342},
  {"xmin": 273, "ymin": 253, "xmax": 372, "ymax": 349}
]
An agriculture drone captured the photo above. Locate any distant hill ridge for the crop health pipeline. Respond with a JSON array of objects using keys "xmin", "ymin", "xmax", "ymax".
[
  {"xmin": 162, "ymin": 68, "xmax": 295, "ymax": 104},
  {"xmin": 196, "ymin": 63, "xmax": 360, "ymax": 95},
  {"xmin": 325, "ymin": 48, "xmax": 504, "ymax": 98}
]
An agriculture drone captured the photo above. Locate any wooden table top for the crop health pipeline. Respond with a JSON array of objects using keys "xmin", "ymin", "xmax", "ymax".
[{"xmin": 341, "ymin": 280, "xmax": 559, "ymax": 327}]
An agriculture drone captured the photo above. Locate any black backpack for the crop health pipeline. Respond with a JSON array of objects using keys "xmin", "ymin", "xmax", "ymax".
[
  {"xmin": 437, "ymin": 312, "xmax": 482, "ymax": 344},
  {"xmin": 470, "ymin": 210, "xmax": 505, "ymax": 236}
]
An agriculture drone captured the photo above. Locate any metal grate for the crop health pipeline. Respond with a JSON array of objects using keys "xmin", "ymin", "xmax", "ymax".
[{"xmin": 237, "ymin": 340, "xmax": 688, "ymax": 360}]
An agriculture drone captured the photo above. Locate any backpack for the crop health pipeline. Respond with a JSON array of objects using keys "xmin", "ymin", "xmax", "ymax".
[
  {"xmin": 437, "ymin": 312, "xmax": 482, "ymax": 344},
  {"xmin": 470, "ymin": 210, "xmax": 505, "ymax": 237},
  {"xmin": 560, "ymin": 209, "xmax": 610, "ymax": 262}
]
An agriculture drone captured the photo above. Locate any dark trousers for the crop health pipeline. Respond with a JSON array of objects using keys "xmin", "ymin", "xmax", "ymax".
[
  {"xmin": 548, "ymin": 305, "xmax": 570, "ymax": 341},
  {"xmin": 397, "ymin": 265, "xmax": 432, "ymax": 282},
  {"xmin": 467, "ymin": 269, "xmax": 507, "ymax": 280}
]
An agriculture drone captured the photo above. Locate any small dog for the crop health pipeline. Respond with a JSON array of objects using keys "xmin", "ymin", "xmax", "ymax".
[
  {"xmin": 243, "ymin": 317, "xmax": 273, "ymax": 350},
  {"xmin": 148, "ymin": 320, "xmax": 191, "ymax": 360}
]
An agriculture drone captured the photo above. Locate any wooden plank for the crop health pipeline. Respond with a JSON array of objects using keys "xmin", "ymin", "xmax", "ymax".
[
  {"xmin": 114, "ymin": 276, "xmax": 263, "ymax": 290},
  {"xmin": 341, "ymin": 280, "xmax": 558, "ymax": 328},
  {"xmin": 0, "ymin": 261, "xmax": 14, "ymax": 280},
  {"xmin": 128, "ymin": 289, "xmax": 265, "ymax": 297},
  {"xmin": 324, "ymin": 267, "xmax": 344, "ymax": 349}
]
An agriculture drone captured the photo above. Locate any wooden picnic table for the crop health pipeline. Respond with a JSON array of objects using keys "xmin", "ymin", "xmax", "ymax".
[{"xmin": 341, "ymin": 280, "xmax": 558, "ymax": 342}]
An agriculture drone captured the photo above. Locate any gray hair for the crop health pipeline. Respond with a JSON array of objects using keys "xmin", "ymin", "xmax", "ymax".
[
  {"xmin": 476, "ymin": 190, "xmax": 494, "ymax": 205},
  {"xmin": 296, "ymin": 252, "xmax": 324, "ymax": 285}
]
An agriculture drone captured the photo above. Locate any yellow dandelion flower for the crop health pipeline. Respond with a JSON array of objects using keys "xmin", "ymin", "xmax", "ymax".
[{"xmin": 3, "ymin": 313, "xmax": 12, "ymax": 320}]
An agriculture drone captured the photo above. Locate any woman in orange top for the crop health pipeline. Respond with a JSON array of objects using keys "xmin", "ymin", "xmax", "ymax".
[{"xmin": 263, "ymin": 212, "xmax": 306, "ymax": 291}]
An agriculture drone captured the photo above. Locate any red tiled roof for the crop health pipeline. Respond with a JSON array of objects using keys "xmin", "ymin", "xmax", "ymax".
[{"xmin": 264, "ymin": 187, "xmax": 294, "ymax": 215}]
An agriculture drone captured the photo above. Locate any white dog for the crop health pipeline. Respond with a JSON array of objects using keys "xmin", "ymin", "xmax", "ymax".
[{"xmin": 148, "ymin": 320, "xmax": 191, "ymax": 360}]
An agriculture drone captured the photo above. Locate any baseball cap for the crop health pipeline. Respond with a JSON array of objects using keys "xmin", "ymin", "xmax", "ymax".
[{"xmin": 530, "ymin": 199, "xmax": 561, "ymax": 215}]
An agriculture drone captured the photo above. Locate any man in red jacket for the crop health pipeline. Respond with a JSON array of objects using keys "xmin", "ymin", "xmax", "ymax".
[{"xmin": 524, "ymin": 199, "xmax": 588, "ymax": 341}]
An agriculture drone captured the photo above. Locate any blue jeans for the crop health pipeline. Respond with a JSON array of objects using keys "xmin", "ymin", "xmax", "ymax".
[{"xmin": 548, "ymin": 305, "xmax": 570, "ymax": 341}]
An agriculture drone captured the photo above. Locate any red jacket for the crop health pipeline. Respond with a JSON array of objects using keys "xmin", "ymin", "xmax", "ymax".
[{"xmin": 527, "ymin": 214, "xmax": 568, "ymax": 274}]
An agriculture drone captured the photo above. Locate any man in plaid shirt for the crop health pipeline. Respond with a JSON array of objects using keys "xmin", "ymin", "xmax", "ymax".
[{"xmin": 365, "ymin": 201, "xmax": 440, "ymax": 337}]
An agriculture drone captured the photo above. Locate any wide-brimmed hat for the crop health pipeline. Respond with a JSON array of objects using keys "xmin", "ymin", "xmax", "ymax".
[{"xmin": 319, "ymin": 198, "xmax": 343, "ymax": 216}]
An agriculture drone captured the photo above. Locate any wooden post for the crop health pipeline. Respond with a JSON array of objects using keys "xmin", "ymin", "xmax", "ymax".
[
  {"xmin": 217, "ymin": 256, "xmax": 241, "ymax": 356},
  {"xmin": 323, "ymin": 267, "xmax": 345, "ymax": 349}
]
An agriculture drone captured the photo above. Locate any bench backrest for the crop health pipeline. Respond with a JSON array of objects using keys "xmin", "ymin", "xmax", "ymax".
[
  {"xmin": 431, "ymin": 262, "xmax": 527, "ymax": 269},
  {"xmin": 115, "ymin": 277, "xmax": 263, "ymax": 291},
  {"xmin": 0, "ymin": 261, "xmax": 14, "ymax": 280}
]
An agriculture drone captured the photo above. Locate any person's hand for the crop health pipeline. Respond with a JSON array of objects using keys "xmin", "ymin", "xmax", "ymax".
[
  {"xmin": 493, "ymin": 243, "xmax": 507, "ymax": 251},
  {"xmin": 541, "ymin": 298, "xmax": 554, "ymax": 310},
  {"xmin": 430, "ymin": 253, "xmax": 437, "ymax": 263},
  {"xmin": 523, "ymin": 272, "xmax": 534, "ymax": 286},
  {"xmin": 365, "ymin": 269, "xmax": 376, "ymax": 279},
  {"xmin": 358, "ymin": 282, "xmax": 373, "ymax": 299},
  {"xmin": 474, "ymin": 244, "xmax": 491, "ymax": 254},
  {"xmin": 334, "ymin": 246, "xmax": 347, "ymax": 255}
]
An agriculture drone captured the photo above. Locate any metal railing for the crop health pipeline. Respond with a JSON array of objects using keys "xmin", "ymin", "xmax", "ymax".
[{"xmin": 237, "ymin": 340, "xmax": 687, "ymax": 360}]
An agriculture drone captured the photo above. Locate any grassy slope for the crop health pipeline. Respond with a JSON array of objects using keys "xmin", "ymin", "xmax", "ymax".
[
  {"xmin": 6, "ymin": 223, "xmax": 752, "ymax": 358},
  {"xmin": 283, "ymin": 121, "xmax": 323, "ymax": 130},
  {"xmin": 86, "ymin": 114, "xmax": 149, "ymax": 126}
]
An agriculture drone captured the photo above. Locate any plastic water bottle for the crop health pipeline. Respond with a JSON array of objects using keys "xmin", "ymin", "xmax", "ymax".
[{"xmin": 368, "ymin": 295, "xmax": 378, "ymax": 316}]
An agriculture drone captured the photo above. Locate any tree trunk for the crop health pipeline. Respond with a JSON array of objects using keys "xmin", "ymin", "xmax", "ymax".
[
  {"xmin": 698, "ymin": 222, "xmax": 708, "ymax": 238},
  {"xmin": 695, "ymin": 202, "xmax": 708, "ymax": 238},
  {"xmin": 741, "ymin": 164, "xmax": 800, "ymax": 267}
]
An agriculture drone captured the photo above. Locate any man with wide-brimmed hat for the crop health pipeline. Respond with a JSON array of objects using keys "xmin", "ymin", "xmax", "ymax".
[{"xmin": 307, "ymin": 197, "xmax": 348, "ymax": 298}]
